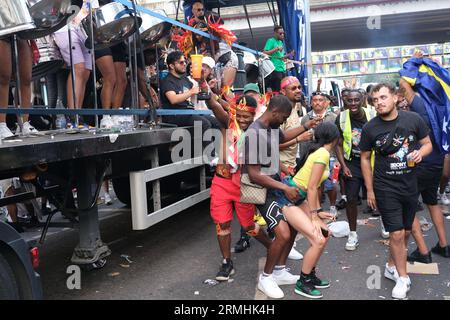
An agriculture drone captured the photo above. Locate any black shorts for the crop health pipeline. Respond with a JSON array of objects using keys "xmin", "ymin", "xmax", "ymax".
[
  {"xmin": 95, "ymin": 43, "xmax": 127, "ymax": 63},
  {"xmin": 256, "ymin": 188, "xmax": 287, "ymax": 231},
  {"xmin": 416, "ymin": 166, "xmax": 442, "ymax": 205},
  {"xmin": 344, "ymin": 176, "xmax": 365, "ymax": 203},
  {"xmin": 375, "ymin": 190, "xmax": 418, "ymax": 232}
]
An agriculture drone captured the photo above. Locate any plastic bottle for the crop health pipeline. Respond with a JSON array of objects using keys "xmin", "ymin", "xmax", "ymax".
[
  {"xmin": 331, "ymin": 161, "xmax": 340, "ymax": 184},
  {"xmin": 55, "ymin": 99, "xmax": 66, "ymax": 129}
]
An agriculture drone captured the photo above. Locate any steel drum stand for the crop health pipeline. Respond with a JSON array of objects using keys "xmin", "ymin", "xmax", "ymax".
[
  {"xmin": 12, "ymin": 35, "xmax": 24, "ymax": 133},
  {"xmin": 129, "ymin": 0, "xmax": 157, "ymax": 126},
  {"xmin": 88, "ymin": 0, "xmax": 99, "ymax": 128},
  {"xmin": 67, "ymin": 25, "xmax": 79, "ymax": 127}
]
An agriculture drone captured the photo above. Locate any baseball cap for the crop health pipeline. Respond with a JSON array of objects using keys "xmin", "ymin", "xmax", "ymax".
[
  {"xmin": 202, "ymin": 56, "xmax": 216, "ymax": 69},
  {"xmin": 243, "ymin": 83, "xmax": 261, "ymax": 94}
]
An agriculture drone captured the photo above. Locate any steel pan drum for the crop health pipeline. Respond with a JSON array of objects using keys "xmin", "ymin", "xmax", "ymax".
[
  {"xmin": 138, "ymin": 9, "xmax": 171, "ymax": 47},
  {"xmin": 243, "ymin": 51, "xmax": 257, "ymax": 66},
  {"xmin": 20, "ymin": 0, "xmax": 83, "ymax": 39},
  {"xmin": 82, "ymin": 2, "xmax": 142, "ymax": 50},
  {"xmin": 32, "ymin": 35, "xmax": 64, "ymax": 80},
  {"xmin": 0, "ymin": 0, "xmax": 36, "ymax": 38},
  {"xmin": 259, "ymin": 58, "xmax": 275, "ymax": 78}
]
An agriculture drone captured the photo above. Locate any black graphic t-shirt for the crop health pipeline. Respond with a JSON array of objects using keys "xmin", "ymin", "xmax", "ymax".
[
  {"xmin": 335, "ymin": 113, "xmax": 369, "ymax": 178},
  {"xmin": 359, "ymin": 111, "xmax": 429, "ymax": 195}
]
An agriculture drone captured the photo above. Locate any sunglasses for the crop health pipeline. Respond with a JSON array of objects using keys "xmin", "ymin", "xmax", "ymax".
[{"xmin": 176, "ymin": 60, "xmax": 187, "ymax": 65}]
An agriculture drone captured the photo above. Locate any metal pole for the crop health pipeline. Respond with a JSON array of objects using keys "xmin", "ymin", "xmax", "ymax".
[
  {"xmin": 89, "ymin": 0, "xmax": 99, "ymax": 128},
  {"xmin": 12, "ymin": 35, "xmax": 24, "ymax": 132},
  {"xmin": 127, "ymin": 41, "xmax": 136, "ymax": 109},
  {"xmin": 304, "ymin": 0, "xmax": 312, "ymax": 97},
  {"xmin": 68, "ymin": 25, "xmax": 78, "ymax": 125}
]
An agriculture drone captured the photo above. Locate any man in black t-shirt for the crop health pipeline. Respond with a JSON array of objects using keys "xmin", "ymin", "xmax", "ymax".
[
  {"xmin": 160, "ymin": 51, "xmax": 218, "ymax": 130},
  {"xmin": 360, "ymin": 83, "xmax": 432, "ymax": 300},
  {"xmin": 335, "ymin": 90, "xmax": 376, "ymax": 251}
]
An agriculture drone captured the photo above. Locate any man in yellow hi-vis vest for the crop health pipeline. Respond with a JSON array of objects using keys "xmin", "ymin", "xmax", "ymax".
[{"xmin": 335, "ymin": 89, "xmax": 376, "ymax": 251}]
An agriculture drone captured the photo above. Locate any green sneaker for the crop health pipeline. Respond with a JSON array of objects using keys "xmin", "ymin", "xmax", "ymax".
[
  {"xmin": 310, "ymin": 270, "xmax": 330, "ymax": 289},
  {"xmin": 295, "ymin": 278, "xmax": 323, "ymax": 299}
]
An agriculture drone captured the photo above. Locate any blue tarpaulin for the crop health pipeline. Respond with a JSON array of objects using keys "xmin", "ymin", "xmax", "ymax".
[{"xmin": 278, "ymin": 0, "xmax": 307, "ymax": 94}]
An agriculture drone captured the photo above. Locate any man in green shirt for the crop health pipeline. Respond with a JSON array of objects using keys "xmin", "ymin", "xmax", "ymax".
[{"xmin": 263, "ymin": 26, "xmax": 293, "ymax": 92}]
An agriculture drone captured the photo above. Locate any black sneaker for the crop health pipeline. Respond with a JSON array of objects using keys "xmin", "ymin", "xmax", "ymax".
[
  {"xmin": 294, "ymin": 275, "xmax": 323, "ymax": 299},
  {"xmin": 216, "ymin": 259, "xmax": 235, "ymax": 281},
  {"xmin": 336, "ymin": 198, "xmax": 347, "ymax": 210},
  {"xmin": 234, "ymin": 235, "xmax": 251, "ymax": 253},
  {"xmin": 431, "ymin": 242, "xmax": 450, "ymax": 258},
  {"xmin": 407, "ymin": 248, "xmax": 432, "ymax": 263},
  {"xmin": 310, "ymin": 270, "xmax": 330, "ymax": 289}
]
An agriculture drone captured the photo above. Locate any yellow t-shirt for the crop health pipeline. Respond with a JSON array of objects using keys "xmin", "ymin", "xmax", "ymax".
[{"xmin": 293, "ymin": 147, "xmax": 330, "ymax": 190}]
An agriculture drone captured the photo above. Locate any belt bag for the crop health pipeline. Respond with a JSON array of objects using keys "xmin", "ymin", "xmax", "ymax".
[{"xmin": 240, "ymin": 173, "xmax": 267, "ymax": 204}]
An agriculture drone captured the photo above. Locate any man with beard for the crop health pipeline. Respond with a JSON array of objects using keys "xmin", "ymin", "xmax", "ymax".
[
  {"xmin": 360, "ymin": 83, "xmax": 432, "ymax": 299},
  {"xmin": 335, "ymin": 89, "xmax": 377, "ymax": 251},
  {"xmin": 279, "ymin": 76, "xmax": 313, "ymax": 260},
  {"xmin": 160, "ymin": 51, "xmax": 218, "ymax": 130}
]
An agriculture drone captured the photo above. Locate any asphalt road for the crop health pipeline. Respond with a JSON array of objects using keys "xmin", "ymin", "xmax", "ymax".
[{"xmin": 36, "ymin": 194, "xmax": 450, "ymax": 300}]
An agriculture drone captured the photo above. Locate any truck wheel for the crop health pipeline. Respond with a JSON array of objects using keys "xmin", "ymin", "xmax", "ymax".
[
  {"xmin": 0, "ymin": 253, "xmax": 20, "ymax": 300},
  {"xmin": 112, "ymin": 177, "xmax": 152, "ymax": 207}
]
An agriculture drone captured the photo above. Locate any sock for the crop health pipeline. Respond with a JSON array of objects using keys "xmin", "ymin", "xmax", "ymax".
[
  {"xmin": 262, "ymin": 272, "xmax": 271, "ymax": 278},
  {"xmin": 273, "ymin": 265, "xmax": 285, "ymax": 276},
  {"xmin": 223, "ymin": 258, "xmax": 231, "ymax": 264},
  {"xmin": 341, "ymin": 195, "xmax": 347, "ymax": 201}
]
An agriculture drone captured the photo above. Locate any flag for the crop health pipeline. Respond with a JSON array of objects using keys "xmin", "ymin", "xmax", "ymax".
[{"xmin": 400, "ymin": 57, "xmax": 450, "ymax": 153}]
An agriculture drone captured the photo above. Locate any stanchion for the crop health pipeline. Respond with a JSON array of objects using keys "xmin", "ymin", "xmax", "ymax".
[
  {"xmin": 12, "ymin": 35, "xmax": 24, "ymax": 133},
  {"xmin": 88, "ymin": 0, "xmax": 98, "ymax": 128},
  {"xmin": 67, "ymin": 25, "xmax": 78, "ymax": 126}
]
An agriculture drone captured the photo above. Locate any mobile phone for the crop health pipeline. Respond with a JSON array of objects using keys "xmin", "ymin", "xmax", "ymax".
[{"xmin": 321, "ymin": 228, "xmax": 329, "ymax": 238}]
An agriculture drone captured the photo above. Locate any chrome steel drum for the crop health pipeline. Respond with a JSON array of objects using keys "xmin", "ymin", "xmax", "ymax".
[
  {"xmin": 20, "ymin": 0, "xmax": 83, "ymax": 39},
  {"xmin": 243, "ymin": 51, "xmax": 257, "ymax": 66},
  {"xmin": 138, "ymin": 9, "xmax": 170, "ymax": 47},
  {"xmin": 82, "ymin": 2, "xmax": 142, "ymax": 50},
  {"xmin": 32, "ymin": 35, "xmax": 64, "ymax": 80},
  {"xmin": 0, "ymin": 0, "xmax": 36, "ymax": 38},
  {"xmin": 259, "ymin": 58, "xmax": 275, "ymax": 78}
]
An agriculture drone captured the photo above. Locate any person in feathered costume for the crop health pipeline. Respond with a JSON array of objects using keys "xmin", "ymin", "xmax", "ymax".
[
  {"xmin": 171, "ymin": 12, "xmax": 238, "ymax": 101},
  {"xmin": 203, "ymin": 90, "xmax": 272, "ymax": 282}
]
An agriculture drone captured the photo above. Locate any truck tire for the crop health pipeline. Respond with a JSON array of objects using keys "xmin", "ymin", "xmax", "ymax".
[
  {"xmin": 112, "ymin": 177, "xmax": 153, "ymax": 207},
  {"xmin": 0, "ymin": 253, "xmax": 20, "ymax": 300}
]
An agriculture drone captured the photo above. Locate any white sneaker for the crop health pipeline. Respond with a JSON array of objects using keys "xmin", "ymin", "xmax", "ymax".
[
  {"xmin": 104, "ymin": 192, "xmax": 112, "ymax": 205},
  {"xmin": 0, "ymin": 122, "xmax": 14, "ymax": 139},
  {"xmin": 380, "ymin": 220, "xmax": 389, "ymax": 239},
  {"xmin": 257, "ymin": 274, "xmax": 284, "ymax": 299},
  {"xmin": 439, "ymin": 193, "xmax": 450, "ymax": 205},
  {"xmin": 272, "ymin": 268, "xmax": 299, "ymax": 285},
  {"xmin": 100, "ymin": 115, "xmax": 114, "ymax": 129},
  {"xmin": 345, "ymin": 231, "xmax": 359, "ymax": 251},
  {"xmin": 392, "ymin": 276, "xmax": 411, "ymax": 300},
  {"xmin": 21, "ymin": 121, "xmax": 39, "ymax": 135},
  {"xmin": 384, "ymin": 263, "xmax": 399, "ymax": 282},
  {"xmin": 288, "ymin": 246, "xmax": 303, "ymax": 260}
]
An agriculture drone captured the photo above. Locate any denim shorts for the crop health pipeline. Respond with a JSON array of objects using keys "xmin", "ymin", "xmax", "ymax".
[{"xmin": 273, "ymin": 177, "xmax": 307, "ymax": 208}]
